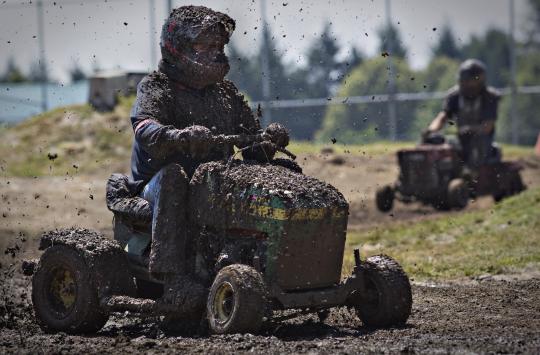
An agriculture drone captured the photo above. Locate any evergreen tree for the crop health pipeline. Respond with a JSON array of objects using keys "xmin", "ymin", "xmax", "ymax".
[
  {"xmin": 305, "ymin": 21, "xmax": 341, "ymax": 97},
  {"xmin": 28, "ymin": 60, "xmax": 48, "ymax": 83},
  {"xmin": 69, "ymin": 62, "xmax": 86, "ymax": 82},
  {"xmin": 461, "ymin": 29, "xmax": 510, "ymax": 87},
  {"xmin": 525, "ymin": 0, "xmax": 540, "ymax": 48},
  {"xmin": 377, "ymin": 23, "xmax": 407, "ymax": 59},
  {"xmin": 432, "ymin": 24, "xmax": 461, "ymax": 60},
  {"xmin": 1, "ymin": 57, "xmax": 27, "ymax": 83},
  {"xmin": 226, "ymin": 40, "xmax": 259, "ymax": 98}
]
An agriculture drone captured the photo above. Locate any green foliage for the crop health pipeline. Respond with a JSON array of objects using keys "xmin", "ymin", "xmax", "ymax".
[
  {"xmin": 343, "ymin": 188, "xmax": 540, "ymax": 280},
  {"xmin": 316, "ymin": 58, "xmax": 422, "ymax": 143},
  {"xmin": 525, "ymin": 0, "xmax": 540, "ymax": 47},
  {"xmin": 498, "ymin": 52, "xmax": 540, "ymax": 144}
]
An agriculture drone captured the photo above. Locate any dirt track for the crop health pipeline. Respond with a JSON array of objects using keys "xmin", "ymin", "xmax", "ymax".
[
  {"xmin": 1, "ymin": 269, "xmax": 539, "ymax": 353},
  {"xmin": 1, "ymin": 152, "xmax": 540, "ymax": 353},
  {"xmin": 2, "ymin": 152, "xmax": 539, "ymax": 247}
]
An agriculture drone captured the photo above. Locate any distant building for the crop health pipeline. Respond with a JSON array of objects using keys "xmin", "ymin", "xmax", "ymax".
[{"xmin": 88, "ymin": 70, "xmax": 147, "ymax": 111}]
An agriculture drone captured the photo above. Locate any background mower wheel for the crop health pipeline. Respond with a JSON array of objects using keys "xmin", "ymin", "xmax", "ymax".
[
  {"xmin": 355, "ymin": 255, "xmax": 412, "ymax": 327},
  {"xmin": 207, "ymin": 264, "xmax": 267, "ymax": 334},
  {"xmin": 32, "ymin": 245, "xmax": 109, "ymax": 333},
  {"xmin": 447, "ymin": 178, "xmax": 469, "ymax": 210},
  {"xmin": 376, "ymin": 185, "xmax": 395, "ymax": 212}
]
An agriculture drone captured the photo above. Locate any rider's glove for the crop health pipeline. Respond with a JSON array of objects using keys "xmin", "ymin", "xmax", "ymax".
[
  {"xmin": 264, "ymin": 123, "xmax": 289, "ymax": 148},
  {"xmin": 172, "ymin": 125, "xmax": 213, "ymax": 159}
]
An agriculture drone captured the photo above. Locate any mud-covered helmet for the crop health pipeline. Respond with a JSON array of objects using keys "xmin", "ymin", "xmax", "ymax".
[
  {"xmin": 458, "ymin": 59, "xmax": 487, "ymax": 98},
  {"xmin": 160, "ymin": 6, "xmax": 235, "ymax": 89}
]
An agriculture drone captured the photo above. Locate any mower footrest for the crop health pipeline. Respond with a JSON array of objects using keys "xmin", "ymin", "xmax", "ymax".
[{"xmin": 100, "ymin": 295, "xmax": 157, "ymax": 314}]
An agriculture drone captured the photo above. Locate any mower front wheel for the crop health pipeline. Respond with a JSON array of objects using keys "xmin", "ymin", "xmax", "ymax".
[
  {"xmin": 207, "ymin": 264, "xmax": 267, "ymax": 334},
  {"xmin": 376, "ymin": 185, "xmax": 395, "ymax": 212},
  {"xmin": 447, "ymin": 178, "xmax": 469, "ymax": 210},
  {"xmin": 355, "ymin": 255, "xmax": 412, "ymax": 327}
]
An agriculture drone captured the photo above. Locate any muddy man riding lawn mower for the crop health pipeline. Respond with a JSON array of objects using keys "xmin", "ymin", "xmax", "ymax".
[
  {"xmin": 376, "ymin": 132, "xmax": 526, "ymax": 212},
  {"xmin": 26, "ymin": 133, "xmax": 412, "ymax": 335}
]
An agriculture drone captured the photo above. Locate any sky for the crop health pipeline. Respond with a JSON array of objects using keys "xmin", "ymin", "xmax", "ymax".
[{"xmin": 0, "ymin": 0, "xmax": 531, "ymax": 83}]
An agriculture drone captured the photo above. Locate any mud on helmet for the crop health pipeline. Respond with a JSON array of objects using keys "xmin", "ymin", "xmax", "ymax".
[
  {"xmin": 160, "ymin": 6, "xmax": 235, "ymax": 89},
  {"xmin": 458, "ymin": 59, "xmax": 487, "ymax": 98}
]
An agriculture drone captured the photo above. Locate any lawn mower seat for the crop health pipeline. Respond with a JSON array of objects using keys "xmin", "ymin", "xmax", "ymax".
[{"xmin": 106, "ymin": 174, "xmax": 152, "ymax": 231}]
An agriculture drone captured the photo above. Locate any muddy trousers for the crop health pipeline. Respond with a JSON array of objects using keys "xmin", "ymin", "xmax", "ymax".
[
  {"xmin": 459, "ymin": 132, "xmax": 498, "ymax": 168},
  {"xmin": 141, "ymin": 163, "xmax": 189, "ymax": 276}
]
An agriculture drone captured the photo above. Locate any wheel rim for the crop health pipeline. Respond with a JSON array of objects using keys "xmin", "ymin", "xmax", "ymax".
[
  {"xmin": 47, "ymin": 266, "xmax": 77, "ymax": 317},
  {"xmin": 213, "ymin": 282, "xmax": 235, "ymax": 325}
]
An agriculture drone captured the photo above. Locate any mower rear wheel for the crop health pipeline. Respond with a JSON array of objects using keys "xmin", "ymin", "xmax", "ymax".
[
  {"xmin": 376, "ymin": 185, "xmax": 395, "ymax": 212},
  {"xmin": 32, "ymin": 245, "xmax": 109, "ymax": 333},
  {"xmin": 355, "ymin": 255, "xmax": 412, "ymax": 327},
  {"xmin": 447, "ymin": 178, "xmax": 469, "ymax": 210},
  {"xmin": 207, "ymin": 264, "xmax": 267, "ymax": 334}
]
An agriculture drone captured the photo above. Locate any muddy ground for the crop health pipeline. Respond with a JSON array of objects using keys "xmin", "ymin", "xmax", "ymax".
[
  {"xmin": 1, "ymin": 152, "xmax": 540, "ymax": 353},
  {"xmin": 1, "ymin": 270, "xmax": 539, "ymax": 354}
]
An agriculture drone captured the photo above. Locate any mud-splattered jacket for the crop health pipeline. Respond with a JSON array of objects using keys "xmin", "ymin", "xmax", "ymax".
[{"xmin": 130, "ymin": 71, "xmax": 261, "ymax": 183}]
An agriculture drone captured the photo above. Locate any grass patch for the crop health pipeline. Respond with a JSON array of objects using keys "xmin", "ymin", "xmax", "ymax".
[
  {"xmin": 343, "ymin": 188, "xmax": 540, "ymax": 280},
  {"xmin": 290, "ymin": 140, "xmax": 533, "ymax": 159},
  {"xmin": 289, "ymin": 140, "xmax": 414, "ymax": 156}
]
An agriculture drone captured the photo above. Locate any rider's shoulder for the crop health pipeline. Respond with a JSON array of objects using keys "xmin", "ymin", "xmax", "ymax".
[
  {"xmin": 138, "ymin": 71, "xmax": 170, "ymax": 90},
  {"xmin": 445, "ymin": 85, "xmax": 460, "ymax": 100},
  {"xmin": 218, "ymin": 79, "xmax": 240, "ymax": 93}
]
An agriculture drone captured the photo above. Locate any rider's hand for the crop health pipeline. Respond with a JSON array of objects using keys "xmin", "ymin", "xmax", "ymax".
[
  {"xmin": 264, "ymin": 123, "xmax": 289, "ymax": 148},
  {"xmin": 421, "ymin": 129, "xmax": 432, "ymax": 140},
  {"xmin": 187, "ymin": 125, "xmax": 213, "ymax": 158}
]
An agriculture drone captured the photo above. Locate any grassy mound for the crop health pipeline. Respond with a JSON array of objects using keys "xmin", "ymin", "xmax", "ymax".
[
  {"xmin": 344, "ymin": 188, "xmax": 540, "ymax": 280},
  {"xmin": 0, "ymin": 97, "xmax": 135, "ymax": 176}
]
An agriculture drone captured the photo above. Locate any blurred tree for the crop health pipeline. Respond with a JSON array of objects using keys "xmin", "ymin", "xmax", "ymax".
[
  {"xmin": 498, "ymin": 52, "xmax": 540, "ymax": 145},
  {"xmin": 226, "ymin": 41, "xmax": 260, "ymax": 98},
  {"xmin": 413, "ymin": 56, "xmax": 460, "ymax": 135},
  {"xmin": 342, "ymin": 46, "xmax": 364, "ymax": 74},
  {"xmin": 525, "ymin": 0, "xmax": 540, "ymax": 48},
  {"xmin": 317, "ymin": 58, "xmax": 422, "ymax": 143},
  {"xmin": 432, "ymin": 24, "xmax": 461, "ymax": 60},
  {"xmin": 69, "ymin": 62, "xmax": 86, "ymax": 82},
  {"xmin": 305, "ymin": 21, "xmax": 342, "ymax": 97},
  {"xmin": 1, "ymin": 57, "xmax": 27, "ymax": 83},
  {"xmin": 28, "ymin": 60, "xmax": 48, "ymax": 83},
  {"xmin": 377, "ymin": 23, "xmax": 407, "ymax": 59},
  {"xmin": 461, "ymin": 29, "xmax": 510, "ymax": 87}
]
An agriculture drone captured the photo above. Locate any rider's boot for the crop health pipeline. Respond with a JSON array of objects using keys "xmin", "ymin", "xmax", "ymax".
[{"xmin": 146, "ymin": 164, "xmax": 206, "ymax": 313}]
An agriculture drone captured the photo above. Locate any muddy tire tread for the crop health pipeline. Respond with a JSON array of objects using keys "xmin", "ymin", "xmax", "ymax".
[
  {"xmin": 356, "ymin": 255, "xmax": 412, "ymax": 327},
  {"xmin": 376, "ymin": 185, "xmax": 394, "ymax": 212},
  {"xmin": 207, "ymin": 264, "xmax": 267, "ymax": 334}
]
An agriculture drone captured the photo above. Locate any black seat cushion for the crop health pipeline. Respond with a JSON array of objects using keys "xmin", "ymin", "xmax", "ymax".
[{"xmin": 106, "ymin": 174, "xmax": 152, "ymax": 227}]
